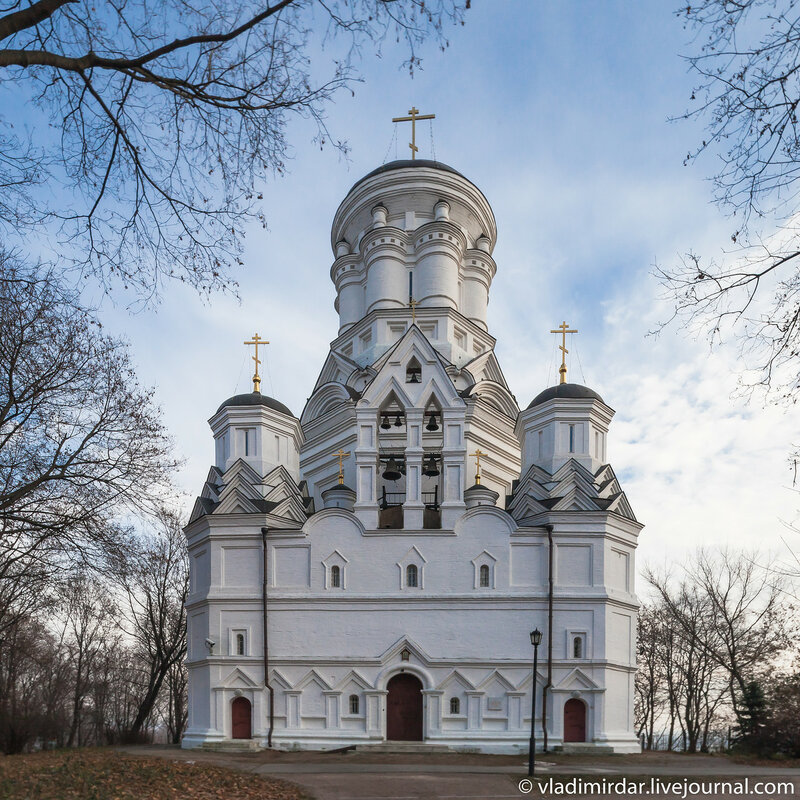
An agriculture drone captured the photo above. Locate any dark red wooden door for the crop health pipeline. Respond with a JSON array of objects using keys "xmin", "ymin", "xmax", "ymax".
[
  {"xmin": 232, "ymin": 697, "xmax": 252, "ymax": 739},
  {"xmin": 563, "ymin": 698, "xmax": 586, "ymax": 743},
  {"xmin": 386, "ymin": 674, "xmax": 423, "ymax": 741}
]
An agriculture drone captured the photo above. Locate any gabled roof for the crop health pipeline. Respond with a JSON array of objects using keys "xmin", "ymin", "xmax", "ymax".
[
  {"xmin": 461, "ymin": 349, "xmax": 511, "ymax": 389},
  {"xmin": 360, "ymin": 325, "xmax": 466, "ymax": 410},
  {"xmin": 507, "ymin": 459, "xmax": 637, "ymax": 523},
  {"xmin": 187, "ymin": 457, "xmax": 313, "ymax": 524}
]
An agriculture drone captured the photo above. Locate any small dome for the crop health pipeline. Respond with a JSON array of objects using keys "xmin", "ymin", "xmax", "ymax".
[
  {"xmin": 527, "ymin": 383, "xmax": 604, "ymax": 409},
  {"xmin": 216, "ymin": 391, "xmax": 294, "ymax": 417}
]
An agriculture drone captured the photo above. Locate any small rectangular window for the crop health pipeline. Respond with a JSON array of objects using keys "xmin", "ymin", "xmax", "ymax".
[
  {"xmin": 568, "ymin": 424, "xmax": 575, "ymax": 453},
  {"xmin": 538, "ymin": 430, "xmax": 543, "ymax": 460}
]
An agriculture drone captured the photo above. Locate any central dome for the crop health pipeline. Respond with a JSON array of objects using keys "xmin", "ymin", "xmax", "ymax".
[{"xmin": 347, "ymin": 159, "xmax": 466, "ymax": 195}]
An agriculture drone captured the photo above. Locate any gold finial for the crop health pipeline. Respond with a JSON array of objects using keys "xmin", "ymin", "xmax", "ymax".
[
  {"xmin": 391, "ymin": 106, "xmax": 435, "ymax": 160},
  {"xmin": 333, "ymin": 449, "xmax": 350, "ymax": 485},
  {"xmin": 470, "ymin": 449, "xmax": 487, "ymax": 485},
  {"xmin": 549, "ymin": 321, "xmax": 578, "ymax": 385},
  {"xmin": 408, "ymin": 297, "xmax": 419, "ymax": 323},
  {"xmin": 243, "ymin": 333, "xmax": 269, "ymax": 393}
]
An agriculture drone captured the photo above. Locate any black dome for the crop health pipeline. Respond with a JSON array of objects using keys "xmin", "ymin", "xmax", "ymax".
[
  {"xmin": 347, "ymin": 159, "xmax": 466, "ymax": 195},
  {"xmin": 216, "ymin": 391, "xmax": 294, "ymax": 417},
  {"xmin": 528, "ymin": 383, "xmax": 604, "ymax": 409}
]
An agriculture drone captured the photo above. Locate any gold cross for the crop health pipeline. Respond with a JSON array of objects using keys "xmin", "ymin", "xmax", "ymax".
[
  {"xmin": 408, "ymin": 297, "xmax": 419, "ymax": 323},
  {"xmin": 243, "ymin": 333, "xmax": 269, "ymax": 393},
  {"xmin": 333, "ymin": 449, "xmax": 350, "ymax": 485},
  {"xmin": 471, "ymin": 449, "xmax": 487, "ymax": 485},
  {"xmin": 549, "ymin": 321, "xmax": 578, "ymax": 385},
  {"xmin": 391, "ymin": 106, "xmax": 435, "ymax": 160}
]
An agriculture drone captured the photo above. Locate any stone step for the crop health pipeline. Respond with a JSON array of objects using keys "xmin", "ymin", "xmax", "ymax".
[
  {"xmin": 352, "ymin": 742, "xmax": 453, "ymax": 754},
  {"xmin": 200, "ymin": 740, "xmax": 261, "ymax": 752},
  {"xmin": 556, "ymin": 743, "xmax": 616, "ymax": 755}
]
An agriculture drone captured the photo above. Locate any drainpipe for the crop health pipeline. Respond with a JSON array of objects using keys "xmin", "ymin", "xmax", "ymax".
[
  {"xmin": 542, "ymin": 523, "xmax": 555, "ymax": 752},
  {"xmin": 261, "ymin": 527, "xmax": 274, "ymax": 748}
]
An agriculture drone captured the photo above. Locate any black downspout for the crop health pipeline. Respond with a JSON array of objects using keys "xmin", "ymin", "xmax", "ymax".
[
  {"xmin": 261, "ymin": 527, "xmax": 274, "ymax": 749},
  {"xmin": 543, "ymin": 523, "xmax": 554, "ymax": 753}
]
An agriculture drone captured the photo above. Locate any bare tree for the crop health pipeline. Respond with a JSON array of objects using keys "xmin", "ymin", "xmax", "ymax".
[
  {"xmin": 659, "ymin": 1, "xmax": 800, "ymax": 402},
  {"xmin": 110, "ymin": 509, "xmax": 188, "ymax": 741},
  {"xmin": 163, "ymin": 660, "xmax": 188, "ymax": 744},
  {"xmin": 57, "ymin": 573, "xmax": 117, "ymax": 747},
  {"xmin": 0, "ymin": 253, "xmax": 177, "ymax": 584},
  {"xmin": 635, "ymin": 604, "xmax": 664, "ymax": 749},
  {"xmin": 647, "ymin": 549, "xmax": 791, "ymax": 736},
  {"xmin": 0, "ymin": 0, "xmax": 467, "ymax": 301},
  {"xmin": 0, "ymin": 612, "xmax": 72, "ymax": 753}
]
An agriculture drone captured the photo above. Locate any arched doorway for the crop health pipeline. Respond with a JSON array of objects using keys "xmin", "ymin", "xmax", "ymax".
[
  {"xmin": 386, "ymin": 673, "xmax": 423, "ymax": 741},
  {"xmin": 231, "ymin": 697, "xmax": 252, "ymax": 739},
  {"xmin": 563, "ymin": 698, "xmax": 586, "ymax": 743}
]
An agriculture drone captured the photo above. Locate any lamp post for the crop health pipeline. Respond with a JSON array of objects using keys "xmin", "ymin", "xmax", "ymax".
[{"xmin": 528, "ymin": 628, "xmax": 543, "ymax": 778}]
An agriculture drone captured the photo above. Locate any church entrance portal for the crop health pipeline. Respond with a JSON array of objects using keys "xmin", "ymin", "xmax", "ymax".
[
  {"xmin": 386, "ymin": 673, "xmax": 423, "ymax": 741},
  {"xmin": 563, "ymin": 698, "xmax": 586, "ymax": 743},
  {"xmin": 231, "ymin": 697, "xmax": 252, "ymax": 739}
]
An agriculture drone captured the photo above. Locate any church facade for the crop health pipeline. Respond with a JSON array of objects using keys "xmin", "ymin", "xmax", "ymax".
[{"xmin": 182, "ymin": 159, "xmax": 642, "ymax": 753}]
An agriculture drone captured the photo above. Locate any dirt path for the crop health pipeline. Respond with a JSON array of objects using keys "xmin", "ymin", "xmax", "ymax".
[{"xmin": 117, "ymin": 746, "xmax": 800, "ymax": 800}]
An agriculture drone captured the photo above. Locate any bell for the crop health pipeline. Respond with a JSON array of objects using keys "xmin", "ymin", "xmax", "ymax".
[
  {"xmin": 423, "ymin": 453, "xmax": 440, "ymax": 477},
  {"xmin": 382, "ymin": 457, "xmax": 402, "ymax": 481},
  {"xmin": 409, "ymin": 371, "xmax": 421, "ymax": 384},
  {"xmin": 426, "ymin": 412, "xmax": 439, "ymax": 431},
  {"xmin": 393, "ymin": 413, "xmax": 403, "ymax": 427},
  {"xmin": 380, "ymin": 414, "xmax": 391, "ymax": 430}
]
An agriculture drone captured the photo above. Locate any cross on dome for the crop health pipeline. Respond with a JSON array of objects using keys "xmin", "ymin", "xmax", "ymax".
[
  {"xmin": 333, "ymin": 449, "xmax": 350, "ymax": 485},
  {"xmin": 243, "ymin": 333, "xmax": 268, "ymax": 392},
  {"xmin": 391, "ymin": 106, "xmax": 435, "ymax": 160},
  {"xmin": 549, "ymin": 321, "xmax": 578, "ymax": 385},
  {"xmin": 470, "ymin": 449, "xmax": 488, "ymax": 485}
]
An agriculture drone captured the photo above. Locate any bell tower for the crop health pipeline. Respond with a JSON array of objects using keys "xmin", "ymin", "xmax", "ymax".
[{"xmin": 301, "ymin": 159, "xmax": 522, "ymax": 527}]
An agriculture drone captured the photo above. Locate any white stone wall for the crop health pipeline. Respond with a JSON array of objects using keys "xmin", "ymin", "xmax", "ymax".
[{"xmin": 183, "ymin": 505, "xmax": 641, "ymax": 753}]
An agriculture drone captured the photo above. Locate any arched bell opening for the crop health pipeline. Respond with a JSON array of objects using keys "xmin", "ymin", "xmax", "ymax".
[
  {"xmin": 378, "ymin": 392, "xmax": 407, "ymax": 529},
  {"xmin": 421, "ymin": 396, "xmax": 443, "ymax": 529},
  {"xmin": 405, "ymin": 357, "xmax": 422, "ymax": 384}
]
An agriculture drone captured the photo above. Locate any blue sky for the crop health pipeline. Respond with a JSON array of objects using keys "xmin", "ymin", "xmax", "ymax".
[{"xmin": 19, "ymin": 0, "xmax": 797, "ymax": 573}]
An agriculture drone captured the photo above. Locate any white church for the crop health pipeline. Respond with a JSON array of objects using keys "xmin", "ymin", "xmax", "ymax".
[{"xmin": 182, "ymin": 155, "xmax": 642, "ymax": 753}]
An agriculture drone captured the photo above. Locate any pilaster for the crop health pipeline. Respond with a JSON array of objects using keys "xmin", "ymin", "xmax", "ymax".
[{"xmin": 403, "ymin": 408, "xmax": 425, "ymax": 528}]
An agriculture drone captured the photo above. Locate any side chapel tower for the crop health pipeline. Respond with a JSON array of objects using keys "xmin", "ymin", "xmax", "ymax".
[{"xmin": 182, "ymin": 158, "xmax": 642, "ymax": 753}]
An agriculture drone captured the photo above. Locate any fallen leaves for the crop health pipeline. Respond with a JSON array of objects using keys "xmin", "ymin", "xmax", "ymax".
[{"xmin": 0, "ymin": 749, "xmax": 308, "ymax": 800}]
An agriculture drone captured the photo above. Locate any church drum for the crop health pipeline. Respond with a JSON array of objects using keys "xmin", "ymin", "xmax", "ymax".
[
  {"xmin": 386, "ymin": 673, "xmax": 423, "ymax": 741},
  {"xmin": 563, "ymin": 698, "xmax": 586, "ymax": 743},
  {"xmin": 231, "ymin": 696, "xmax": 252, "ymax": 739}
]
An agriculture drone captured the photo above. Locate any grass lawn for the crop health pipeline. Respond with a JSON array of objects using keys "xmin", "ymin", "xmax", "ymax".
[{"xmin": 0, "ymin": 748, "xmax": 308, "ymax": 800}]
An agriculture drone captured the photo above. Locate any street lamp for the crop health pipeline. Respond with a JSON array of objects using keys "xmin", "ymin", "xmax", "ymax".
[{"xmin": 528, "ymin": 628, "xmax": 543, "ymax": 778}]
